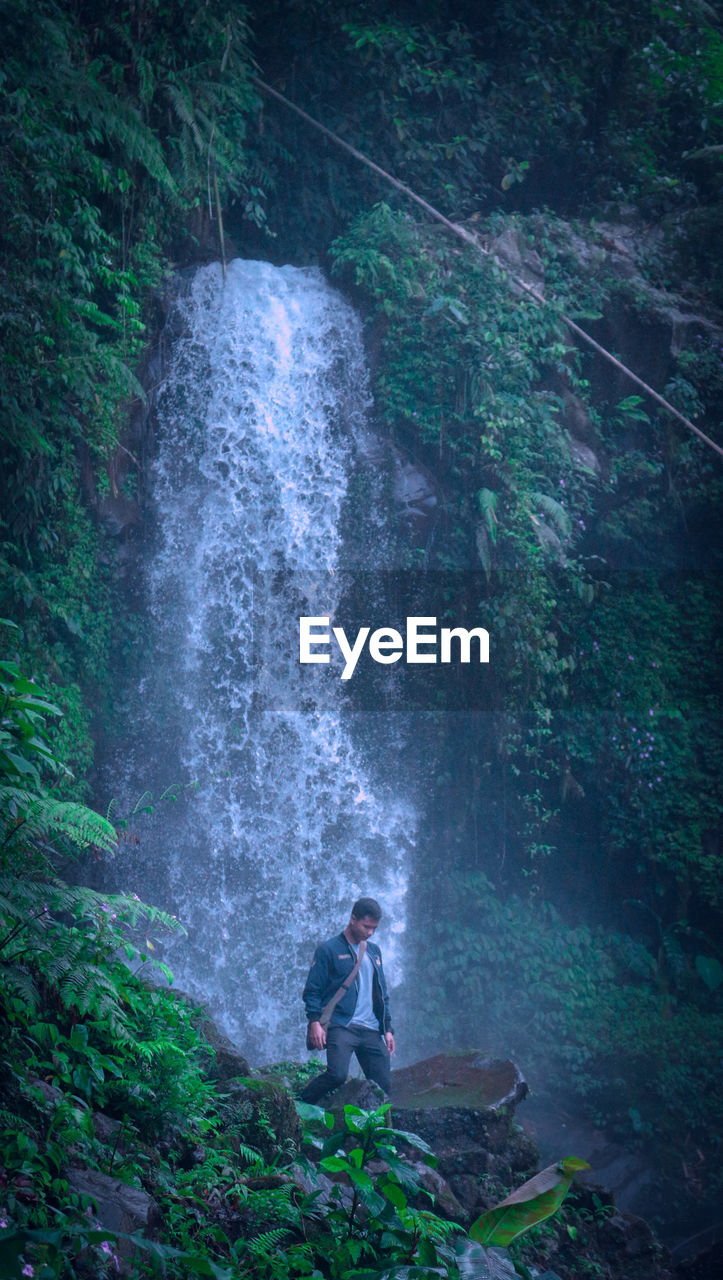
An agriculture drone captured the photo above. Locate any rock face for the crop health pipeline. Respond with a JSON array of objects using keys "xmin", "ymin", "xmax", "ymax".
[
  {"xmin": 392, "ymin": 449, "xmax": 439, "ymax": 531},
  {"xmin": 198, "ymin": 1016, "xmax": 252, "ymax": 1083},
  {"xmin": 304, "ymin": 1054, "xmax": 673, "ymax": 1280},
  {"xmin": 167, "ymin": 988, "xmax": 252, "ymax": 1081},
  {"xmin": 391, "ymin": 1053, "xmax": 528, "ymax": 1154},
  {"xmin": 324, "ymin": 1076, "xmax": 387, "ymax": 1116},
  {"xmin": 65, "ymin": 1167, "xmax": 160, "ymax": 1276},
  {"xmin": 387, "ymin": 1054, "xmax": 536, "ymax": 1227},
  {"xmin": 392, "ymin": 1052, "xmax": 528, "ymax": 1109}
]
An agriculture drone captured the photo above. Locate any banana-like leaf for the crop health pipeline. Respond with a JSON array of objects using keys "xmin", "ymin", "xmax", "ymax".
[
  {"xmin": 455, "ymin": 1238, "xmax": 518, "ymax": 1279},
  {"xmin": 695, "ymin": 953, "xmax": 723, "ymax": 991},
  {"xmin": 475, "ymin": 522, "xmax": 491, "ymax": 573},
  {"xmin": 477, "ymin": 488, "xmax": 499, "ymax": 543},
  {"xmin": 470, "ymin": 1157, "xmax": 590, "ymax": 1248}
]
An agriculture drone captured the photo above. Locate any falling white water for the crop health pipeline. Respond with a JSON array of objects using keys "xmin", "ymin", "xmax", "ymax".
[{"xmin": 114, "ymin": 260, "xmax": 414, "ymax": 1060}]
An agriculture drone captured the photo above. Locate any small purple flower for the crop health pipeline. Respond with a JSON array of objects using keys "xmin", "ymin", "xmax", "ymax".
[
  {"xmin": 22, "ymin": 1266, "xmax": 34, "ymax": 1278},
  {"xmin": 0, "ymin": 1215, "xmax": 8, "ymax": 1229}
]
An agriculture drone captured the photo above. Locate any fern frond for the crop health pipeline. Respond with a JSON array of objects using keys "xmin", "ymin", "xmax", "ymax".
[
  {"xmin": 164, "ymin": 80, "xmax": 205, "ymax": 152},
  {"xmin": 530, "ymin": 492, "xmax": 572, "ymax": 539},
  {"xmin": 237, "ymin": 1142, "xmax": 264, "ymax": 1166},
  {"xmin": 0, "ymin": 963, "xmax": 39, "ymax": 1008},
  {"xmin": 248, "ymin": 1228, "xmax": 289, "ymax": 1258},
  {"xmin": 74, "ymin": 77, "xmax": 176, "ymax": 191},
  {"xmin": 0, "ymin": 785, "xmax": 118, "ymax": 855}
]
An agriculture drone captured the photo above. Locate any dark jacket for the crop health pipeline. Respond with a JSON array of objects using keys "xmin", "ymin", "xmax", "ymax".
[{"xmin": 302, "ymin": 932, "xmax": 392, "ymax": 1034}]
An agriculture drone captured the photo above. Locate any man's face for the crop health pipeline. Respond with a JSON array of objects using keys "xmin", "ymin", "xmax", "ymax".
[{"xmin": 347, "ymin": 913, "xmax": 379, "ymax": 943}]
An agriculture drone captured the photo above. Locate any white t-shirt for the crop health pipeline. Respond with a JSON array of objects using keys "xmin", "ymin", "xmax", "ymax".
[{"xmin": 348, "ymin": 942, "xmax": 379, "ymax": 1030}]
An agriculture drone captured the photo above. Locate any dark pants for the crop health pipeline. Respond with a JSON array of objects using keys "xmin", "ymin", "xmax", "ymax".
[{"xmin": 301, "ymin": 1024, "xmax": 391, "ymax": 1104}]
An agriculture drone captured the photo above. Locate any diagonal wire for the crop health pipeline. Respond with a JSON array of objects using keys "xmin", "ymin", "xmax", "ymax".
[{"xmin": 252, "ymin": 75, "xmax": 722, "ymax": 461}]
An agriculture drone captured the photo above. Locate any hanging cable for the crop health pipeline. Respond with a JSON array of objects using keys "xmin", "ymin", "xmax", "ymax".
[{"xmin": 252, "ymin": 75, "xmax": 722, "ymax": 461}]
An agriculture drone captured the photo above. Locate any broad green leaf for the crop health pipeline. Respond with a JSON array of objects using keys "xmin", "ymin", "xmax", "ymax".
[
  {"xmin": 695, "ymin": 954, "xmax": 723, "ymax": 991},
  {"xmin": 477, "ymin": 488, "xmax": 499, "ymax": 543},
  {"xmin": 383, "ymin": 1154, "xmax": 422, "ymax": 1191},
  {"xmin": 344, "ymin": 1112, "xmax": 368, "ymax": 1132},
  {"xmin": 382, "ymin": 1126, "xmax": 436, "ymax": 1157},
  {"xmin": 70, "ymin": 1023, "xmax": 89, "ymax": 1050},
  {"xmin": 476, "ymin": 522, "xmax": 491, "ymax": 573},
  {"xmin": 380, "ymin": 1178, "xmax": 407, "ymax": 1210},
  {"xmin": 455, "ymin": 1238, "xmax": 518, "ymax": 1280},
  {"xmin": 470, "ymin": 1157, "xmax": 590, "ymax": 1248},
  {"xmin": 295, "ymin": 1100, "xmax": 334, "ymax": 1128},
  {"xmin": 320, "ymin": 1155, "xmax": 351, "ymax": 1172},
  {"xmin": 321, "ymin": 1129, "xmax": 348, "ymax": 1158},
  {"xmin": 0, "ymin": 751, "xmax": 40, "ymax": 778}
]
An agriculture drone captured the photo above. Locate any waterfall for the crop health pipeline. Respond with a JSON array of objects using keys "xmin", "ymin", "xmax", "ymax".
[{"xmin": 111, "ymin": 259, "xmax": 414, "ymax": 1060}]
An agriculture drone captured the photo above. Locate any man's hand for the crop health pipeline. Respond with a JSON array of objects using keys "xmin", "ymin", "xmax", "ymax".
[
  {"xmin": 384, "ymin": 1031, "xmax": 395, "ymax": 1055},
  {"xmin": 307, "ymin": 1020, "xmax": 326, "ymax": 1050}
]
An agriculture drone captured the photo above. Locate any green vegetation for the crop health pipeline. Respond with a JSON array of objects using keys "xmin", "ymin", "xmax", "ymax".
[
  {"xmin": 415, "ymin": 874, "xmax": 722, "ymax": 1185},
  {"xmin": 1, "ymin": 0, "xmax": 722, "ymax": 1257},
  {"xmin": 471, "ymin": 1157, "xmax": 590, "ymax": 1248},
  {"xmin": 0, "ymin": 0, "xmax": 261, "ymax": 777},
  {"xmin": 1, "ymin": 656, "xmax": 590, "ymax": 1277}
]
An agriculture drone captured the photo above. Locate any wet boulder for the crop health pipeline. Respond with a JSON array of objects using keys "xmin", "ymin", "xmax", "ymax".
[
  {"xmin": 65, "ymin": 1167, "xmax": 160, "ymax": 1275},
  {"xmin": 199, "ymin": 1018, "xmax": 252, "ymax": 1083},
  {"xmin": 391, "ymin": 1053, "xmax": 528, "ymax": 1153},
  {"xmin": 166, "ymin": 988, "xmax": 252, "ymax": 1082},
  {"xmin": 324, "ymin": 1076, "xmax": 387, "ymax": 1116}
]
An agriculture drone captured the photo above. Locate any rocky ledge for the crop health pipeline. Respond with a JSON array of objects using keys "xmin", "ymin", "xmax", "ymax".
[
  {"xmin": 31, "ymin": 1025, "xmax": 679, "ymax": 1280},
  {"xmin": 300, "ymin": 1052, "xmax": 673, "ymax": 1280}
]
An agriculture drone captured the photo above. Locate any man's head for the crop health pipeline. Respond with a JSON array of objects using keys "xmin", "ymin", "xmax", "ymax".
[{"xmin": 347, "ymin": 896, "xmax": 382, "ymax": 943}]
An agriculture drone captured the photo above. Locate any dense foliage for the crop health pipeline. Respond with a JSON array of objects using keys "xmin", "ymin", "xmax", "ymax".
[
  {"xmin": 326, "ymin": 197, "xmax": 721, "ymax": 1230},
  {"xmin": 0, "ymin": 0, "xmax": 261, "ymax": 778},
  {"xmin": 1, "ymin": 0, "xmax": 721, "ymax": 1256},
  {"xmin": 1, "ymin": 656, "xmax": 602, "ymax": 1278}
]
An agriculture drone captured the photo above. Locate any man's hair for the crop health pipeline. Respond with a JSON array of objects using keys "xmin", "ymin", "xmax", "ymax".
[{"xmin": 351, "ymin": 896, "xmax": 382, "ymax": 921}]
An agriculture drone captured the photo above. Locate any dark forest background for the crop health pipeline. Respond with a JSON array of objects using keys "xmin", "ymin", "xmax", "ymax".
[{"xmin": 1, "ymin": 1, "xmax": 721, "ymax": 1275}]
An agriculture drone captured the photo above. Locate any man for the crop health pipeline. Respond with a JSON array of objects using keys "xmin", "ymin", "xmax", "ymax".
[{"xmin": 300, "ymin": 896, "xmax": 395, "ymax": 1103}]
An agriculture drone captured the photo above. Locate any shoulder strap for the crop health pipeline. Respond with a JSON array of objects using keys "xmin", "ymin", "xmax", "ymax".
[{"xmin": 317, "ymin": 939, "xmax": 366, "ymax": 1029}]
